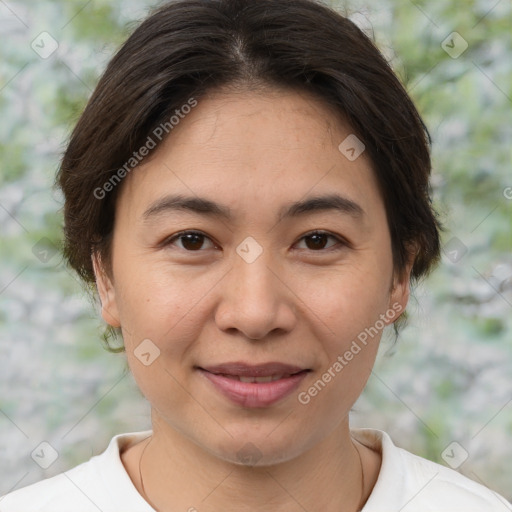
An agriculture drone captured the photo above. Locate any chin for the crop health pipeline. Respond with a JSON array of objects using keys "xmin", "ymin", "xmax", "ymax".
[{"xmin": 206, "ymin": 429, "xmax": 312, "ymax": 468}]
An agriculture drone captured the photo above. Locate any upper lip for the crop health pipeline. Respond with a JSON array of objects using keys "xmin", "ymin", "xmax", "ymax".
[{"xmin": 198, "ymin": 362, "xmax": 309, "ymax": 377}]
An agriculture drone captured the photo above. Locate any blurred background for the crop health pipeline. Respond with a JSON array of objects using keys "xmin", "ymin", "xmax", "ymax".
[{"xmin": 0, "ymin": 0, "xmax": 511, "ymax": 502}]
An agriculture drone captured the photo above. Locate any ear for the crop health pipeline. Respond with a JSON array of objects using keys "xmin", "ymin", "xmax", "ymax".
[
  {"xmin": 387, "ymin": 273, "xmax": 409, "ymax": 323},
  {"xmin": 386, "ymin": 247, "xmax": 416, "ymax": 324},
  {"xmin": 91, "ymin": 252, "xmax": 121, "ymax": 328}
]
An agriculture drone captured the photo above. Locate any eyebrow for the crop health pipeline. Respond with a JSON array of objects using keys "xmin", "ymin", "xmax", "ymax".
[{"xmin": 142, "ymin": 193, "xmax": 364, "ymax": 223}]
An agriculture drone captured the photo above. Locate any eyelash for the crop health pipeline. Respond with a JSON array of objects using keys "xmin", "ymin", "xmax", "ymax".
[{"xmin": 162, "ymin": 229, "xmax": 348, "ymax": 253}]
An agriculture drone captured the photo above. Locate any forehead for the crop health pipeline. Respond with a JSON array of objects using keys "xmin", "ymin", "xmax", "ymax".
[
  {"xmin": 169, "ymin": 87, "xmax": 345, "ymax": 152},
  {"xmin": 117, "ymin": 88, "xmax": 383, "ymax": 224}
]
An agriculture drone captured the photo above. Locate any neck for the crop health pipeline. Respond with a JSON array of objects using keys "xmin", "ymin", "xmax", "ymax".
[{"xmin": 129, "ymin": 410, "xmax": 375, "ymax": 512}]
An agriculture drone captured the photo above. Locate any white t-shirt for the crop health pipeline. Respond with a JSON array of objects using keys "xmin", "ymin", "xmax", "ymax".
[{"xmin": 0, "ymin": 428, "xmax": 510, "ymax": 512}]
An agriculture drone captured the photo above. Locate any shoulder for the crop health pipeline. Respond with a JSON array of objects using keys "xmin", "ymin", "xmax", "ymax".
[
  {"xmin": 352, "ymin": 428, "xmax": 512, "ymax": 512},
  {"xmin": 0, "ymin": 461, "xmax": 102, "ymax": 512},
  {"xmin": 395, "ymin": 443, "xmax": 510, "ymax": 511},
  {"xmin": 0, "ymin": 431, "xmax": 153, "ymax": 512}
]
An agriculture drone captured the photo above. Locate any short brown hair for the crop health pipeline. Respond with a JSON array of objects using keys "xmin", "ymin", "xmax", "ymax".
[{"xmin": 57, "ymin": 0, "xmax": 441, "ymax": 339}]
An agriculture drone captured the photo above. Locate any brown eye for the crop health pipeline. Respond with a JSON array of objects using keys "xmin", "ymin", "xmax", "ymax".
[
  {"xmin": 165, "ymin": 231, "xmax": 217, "ymax": 251},
  {"xmin": 295, "ymin": 231, "xmax": 345, "ymax": 251}
]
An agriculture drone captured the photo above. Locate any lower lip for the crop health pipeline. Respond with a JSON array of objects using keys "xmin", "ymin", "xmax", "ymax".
[{"xmin": 198, "ymin": 369, "xmax": 309, "ymax": 408}]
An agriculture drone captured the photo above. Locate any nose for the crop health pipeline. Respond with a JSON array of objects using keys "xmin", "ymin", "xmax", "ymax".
[{"xmin": 214, "ymin": 246, "xmax": 297, "ymax": 340}]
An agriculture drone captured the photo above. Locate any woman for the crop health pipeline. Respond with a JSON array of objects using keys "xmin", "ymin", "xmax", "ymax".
[{"xmin": 1, "ymin": 0, "xmax": 509, "ymax": 510}]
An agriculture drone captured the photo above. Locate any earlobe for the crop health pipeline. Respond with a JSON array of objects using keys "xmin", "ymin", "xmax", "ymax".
[
  {"xmin": 91, "ymin": 253, "xmax": 121, "ymax": 328},
  {"xmin": 389, "ymin": 273, "xmax": 410, "ymax": 322},
  {"xmin": 388, "ymin": 251, "xmax": 416, "ymax": 323}
]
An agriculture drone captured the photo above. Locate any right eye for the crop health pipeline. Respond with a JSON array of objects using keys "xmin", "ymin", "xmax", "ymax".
[{"xmin": 162, "ymin": 230, "xmax": 219, "ymax": 252}]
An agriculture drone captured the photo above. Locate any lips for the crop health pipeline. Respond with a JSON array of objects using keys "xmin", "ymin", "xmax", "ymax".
[
  {"xmin": 222, "ymin": 374, "xmax": 289, "ymax": 383},
  {"xmin": 197, "ymin": 362, "xmax": 311, "ymax": 407},
  {"xmin": 199, "ymin": 362, "xmax": 307, "ymax": 377}
]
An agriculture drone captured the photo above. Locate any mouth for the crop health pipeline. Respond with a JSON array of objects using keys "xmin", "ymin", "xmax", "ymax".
[
  {"xmin": 198, "ymin": 361, "xmax": 310, "ymax": 378},
  {"xmin": 196, "ymin": 362, "xmax": 311, "ymax": 407},
  {"xmin": 211, "ymin": 373, "xmax": 301, "ymax": 383}
]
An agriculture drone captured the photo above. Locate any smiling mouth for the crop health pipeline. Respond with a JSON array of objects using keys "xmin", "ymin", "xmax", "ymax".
[
  {"xmin": 211, "ymin": 372, "xmax": 306, "ymax": 383},
  {"xmin": 197, "ymin": 361, "xmax": 311, "ymax": 379},
  {"xmin": 196, "ymin": 362, "xmax": 311, "ymax": 407}
]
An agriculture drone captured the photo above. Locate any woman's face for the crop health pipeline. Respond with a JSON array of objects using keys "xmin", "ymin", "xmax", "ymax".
[{"xmin": 94, "ymin": 87, "xmax": 411, "ymax": 465}]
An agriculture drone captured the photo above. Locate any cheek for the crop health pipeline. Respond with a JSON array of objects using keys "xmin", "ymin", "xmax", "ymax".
[
  {"xmin": 294, "ymin": 269, "xmax": 389, "ymax": 429},
  {"xmin": 115, "ymin": 257, "xmax": 202, "ymax": 331},
  {"xmin": 301, "ymin": 261, "xmax": 392, "ymax": 342},
  {"xmin": 115, "ymin": 261, "xmax": 226, "ymax": 378},
  {"xmin": 116, "ymin": 264, "xmax": 210, "ymax": 421}
]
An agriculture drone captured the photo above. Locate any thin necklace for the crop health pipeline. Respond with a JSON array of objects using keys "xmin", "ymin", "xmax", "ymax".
[
  {"xmin": 138, "ymin": 436, "xmax": 366, "ymax": 512},
  {"xmin": 138, "ymin": 435, "xmax": 159, "ymax": 511},
  {"xmin": 353, "ymin": 438, "xmax": 366, "ymax": 511}
]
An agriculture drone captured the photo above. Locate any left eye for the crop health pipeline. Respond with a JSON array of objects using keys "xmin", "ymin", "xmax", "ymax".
[
  {"xmin": 294, "ymin": 231, "xmax": 344, "ymax": 251},
  {"xmin": 163, "ymin": 230, "xmax": 344, "ymax": 252}
]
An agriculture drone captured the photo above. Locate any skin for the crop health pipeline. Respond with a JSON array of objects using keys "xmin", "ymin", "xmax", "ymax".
[{"xmin": 92, "ymin": 86, "xmax": 413, "ymax": 512}]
